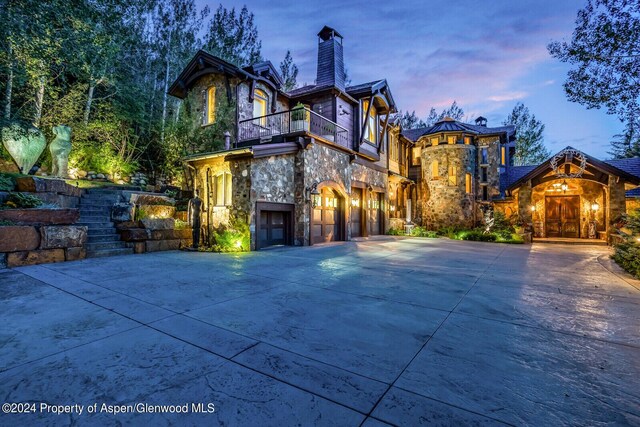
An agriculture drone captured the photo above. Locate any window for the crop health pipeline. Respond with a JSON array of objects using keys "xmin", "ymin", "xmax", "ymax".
[
  {"xmin": 390, "ymin": 134, "xmax": 398, "ymax": 162},
  {"xmin": 464, "ymin": 136, "xmax": 472, "ymax": 145},
  {"xmin": 482, "ymin": 185, "xmax": 489, "ymax": 201},
  {"xmin": 447, "ymin": 135, "xmax": 457, "ymax": 145},
  {"xmin": 412, "ymin": 146, "xmax": 421, "ymax": 165},
  {"xmin": 465, "ymin": 173, "xmax": 472, "ymax": 193},
  {"xmin": 481, "ymin": 166, "xmax": 488, "ymax": 183},
  {"xmin": 501, "ymin": 146, "xmax": 506, "ymax": 165},
  {"xmin": 253, "ymin": 89, "xmax": 268, "ymax": 125},
  {"xmin": 204, "ymin": 86, "xmax": 216, "ymax": 125},
  {"xmin": 362, "ymin": 100, "xmax": 377, "ymax": 143},
  {"xmin": 448, "ymin": 165, "xmax": 457, "ymax": 186},
  {"xmin": 431, "ymin": 160, "xmax": 439, "ymax": 178},
  {"xmin": 215, "ymin": 173, "xmax": 232, "ymax": 206},
  {"xmin": 480, "ymin": 147, "xmax": 489, "ymax": 164},
  {"xmin": 430, "ymin": 137, "xmax": 439, "ymax": 146}
]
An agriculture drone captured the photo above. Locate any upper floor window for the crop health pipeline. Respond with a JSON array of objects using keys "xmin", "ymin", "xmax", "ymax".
[
  {"xmin": 480, "ymin": 147, "xmax": 489, "ymax": 164},
  {"xmin": 464, "ymin": 136, "xmax": 472, "ymax": 145},
  {"xmin": 430, "ymin": 137, "xmax": 439, "ymax": 146},
  {"xmin": 204, "ymin": 86, "xmax": 216, "ymax": 125},
  {"xmin": 447, "ymin": 135, "xmax": 457, "ymax": 145},
  {"xmin": 412, "ymin": 146, "xmax": 421, "ymax": 166},
  {"xmin": 215, "ymin": 172, "xmax": 233, "ymax": 206},
  {"xmin": 431, "ymin": 160, "xmax": 439, "ymax": 178},
  {"xmin": 448, "ymin": 165, "xmax": 457, "ymax": 186},
  {"xmin": 253, "ymin": 89, "xmax": 268, "ymax": 125},
  {"xmin": 362, "ymin": 100, "xmax": 377, "ymax": 143}
]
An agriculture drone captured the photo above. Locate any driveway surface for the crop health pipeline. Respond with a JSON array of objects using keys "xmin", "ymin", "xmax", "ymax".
[{"xmin": 1, "ymin": 238, "xmax": 639, "ymax": 426}]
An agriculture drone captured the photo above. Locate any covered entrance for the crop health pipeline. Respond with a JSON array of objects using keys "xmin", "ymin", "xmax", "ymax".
[
  {"xmin": 350, "ymin": 187, "xmax": 363, "ymax": 238},
  {"xmin": 545, "ymin": 196, "xmax": 580, "ymax": 238},
  {"xmin": 368, "ymin": 191, "xmax": 383, "ymax": 235},
  {"xmin": 256, "ymin": 202, "xmax": 294, "ymax": 250},
  {"xmin": 312, "ymin": 187, "xmax": 343, "ymax": 244}
]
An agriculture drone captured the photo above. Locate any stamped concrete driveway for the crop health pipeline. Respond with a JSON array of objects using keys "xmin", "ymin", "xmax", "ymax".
[{"xmin": 1, "ymin": 238, "xmax": 639, "ymax": 426}]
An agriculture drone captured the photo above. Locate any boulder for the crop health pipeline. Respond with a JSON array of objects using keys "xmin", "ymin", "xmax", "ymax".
[
  {"xmin": 145, "ymin": 239, "xmax": 180, "ymax": 252},
  {"xmin": 133, "ymin": 242, "xmax": 146, "ymax": 254},
  {"xmin": 115, "ymin": 221, "xmax": 141, "ymax": 230},
  {"xmin": 112, "ymin": 203, "xmax": 134, "ymax": 222},
  {"xmin": 0, "ymin": 208, "xmax": 79, "ymax": 225},
  {"xmin": 149, "ymin": 229, "xmax": 192, "ymax": 240},
  {"xmin": 76, "ymin": 170, "xmax": 88, "ymax": 178},
  {"xmin": 65, "ymin": 247, "xmax": 86, "ymax": 261},
  {"xmin": 7, "ymin": 249, "xmax": 65, "ymax": 267},
  {"xmin": 40, "ymin": 226, "xmax": 88, "ymax": 249},
  {"xmin": 0, "ymin": 226, "xmax": 40, "ymax": 251},
  {"xmin": 119, "ymin": 228, "xmax": 150, "ymax": 242},
  {"xmin": 140, "ymin": 205, "xmax": 175, "ymax": 220},
  {"xmin": 96, "ymin": 173, "xmax": 105, "ymax": 179},
  {"xmin": 140, "ymin": 218, "xmax": 175, "ymax": 230},
  {"xmin": 15, "ymin": 176, "xmax": 82, "ymax": 197}
]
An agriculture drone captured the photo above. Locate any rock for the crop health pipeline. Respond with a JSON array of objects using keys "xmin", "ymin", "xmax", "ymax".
[
  {"xmin": 7, "ymin": 249, "xmax": 65, "ymax": 267},
  {"xmin": 77, "ymin": 170, "xmax": 88, "ymax": 178},
  {"xmin": 111, "ymin": 203, "xmax": 133, "ymax": 222},
  {"xmin": 0, "ymin": 226, "xmax": 40, "ymax": 252},
  {"xmin": 116, "ymin": 180, "xmax": 126, "ymax": 185},
  {"xmin": 140, "ymin": 218, "xmax": 175, "ymax": 230},
  {"xmin": 145, "ymin": 239, "xmax": 180, "ymax": 252},
  {"xmin": 40, "ymin": 226, "xmax": 88, "ymax": 249},
  {"xmin": 65, "ymin": 247, "xmax": 86, "ymax": 261},
  {"xmin": 128, "ymin": 193, "xmax": 175, "ymax": 206},
  {"xmin": 0, "ymin": 208, "xmax": 79, "ymax": 225},
  {"xmin": 133, "ymin": 242, "xmax": 146, "ymax": 254},
  {"xmin": 119, "ymin": 228, "xmax": 150, "ymax": 241},
  {"xmin": 105, "ymin": 174, "xmax": 112, "ymax": 181},
  {"xmin": 87, "ymin": 171, "xmax": 96, "ymax": 176},
  {"xmin": 15, "ymin": 176, "xmax": 82, "ymax": 197},
  {"xmin": 138, "ymin": 205, "xmax": 176, "ymax": 220},
  {"xmin": 149, "ymin": 229, "xmax": 192, "ymax": 240},
  {"xmin": 115, "ymin": 221, "xmax": 141, "ymax": 230},
  {"xmin": 96, "ymin": 173, "xmax": 105, "ymax": 179}
]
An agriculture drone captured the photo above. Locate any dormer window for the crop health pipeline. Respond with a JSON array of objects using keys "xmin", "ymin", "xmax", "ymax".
[
  {"xmin": 253, "ymin": 89, "xmax": 268, "ymax": 125},
  {"xmin": 362, "ymin": 100, "xmax": 377, "ymax": 144},
  {"xmin": 204, "ymin": 86, "xmax": 216, "ymax": 125}
]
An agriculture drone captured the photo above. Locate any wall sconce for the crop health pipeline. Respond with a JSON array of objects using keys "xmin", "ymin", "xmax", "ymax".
[
  {"xmin": 530, "ymin": 205, "xmax": 536, "ymax": 212},
  {"xmin": 306, "ymin": 183, "xmax": 320, "ymax": 208},
  {"xmin": 561, "ymin": 180, "xmax": 568, "ymax": 192},
  {"xmin": 591, "ymin": 202, "xmax": 600, "ymax": 211}
]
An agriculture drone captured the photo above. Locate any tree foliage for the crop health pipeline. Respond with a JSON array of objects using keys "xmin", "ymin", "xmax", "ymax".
[
  {"xmin": 399, "ymin": 111, "xmax": 426, "ymax": 129},
  {"xmin": 503, "ymin": 103, "xmax": 550, "ymax": 166},
  {"xmin": 279, "ymin": 50, "xmax": 298, "ymax": 92},
  {"xmin": 203, "ymin": 5, "xmax": 262, "ymax": 67},
  {"xmin": 609, "ymin": 115, "xmax": 640, "ymax": 158}
]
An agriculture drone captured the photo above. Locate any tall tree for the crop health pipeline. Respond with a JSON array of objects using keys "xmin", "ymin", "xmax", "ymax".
[
  {"xmin": 424, "ymin": 108, "xmax": 439, "ymax": 127},
  {"xmin": 437, "ymin": 101, "xmax": 465, "ymax": 122},
  {"xmin": 203, "ymin": 5, "xmax": 262, "ymax": 66},
  {"xmin": 504, "ymin": 103, "xmax": 550, "ymax": 166},
  {"xmin": 610, "ymin": 114, "xmax": 640, "ymax": 158},
  {"xmin": 279, "ymin": 50, "xmax": 298, "ymax": 91},
  {"xmin": 399, "ymin": 110, "xmax": 426, "ymax": 129}
]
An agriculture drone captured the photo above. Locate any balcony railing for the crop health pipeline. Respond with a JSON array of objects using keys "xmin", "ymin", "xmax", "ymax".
[{"xmin": 237, "ymin": 108, "xmax": 350, "ymax": 148}]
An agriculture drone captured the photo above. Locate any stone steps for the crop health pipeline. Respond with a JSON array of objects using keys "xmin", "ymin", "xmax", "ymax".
[
  {"xmin": 86, "ymin": 247, "xmax": 134, "ymax": 258},
  {"xmin": 87, "ymin": 234, "xmax": 122, "ymax": 243},
  {"xmin": 86, "ymin": 241, "xmax": 129, "ymax": 251}
]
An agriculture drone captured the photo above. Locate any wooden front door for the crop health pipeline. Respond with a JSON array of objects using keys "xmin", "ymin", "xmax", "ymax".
[
  {"xmin": 351, "ymin": 187, "xmax": 363, "ymax": 238},
  {"xmin": 312, "ymin": 188, "xmax": 342, "ymax": 244},
  {"xmin": 545, "ymin": 196, "xmax": 580, "ymax": 238},
  {"xmin": 368, "ymin": 192, "xmax": 382, "ymax": 236}
]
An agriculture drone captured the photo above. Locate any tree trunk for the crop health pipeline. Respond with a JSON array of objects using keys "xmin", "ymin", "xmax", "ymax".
[
  {"xmin": 4, "ymin": 43, "xmax": 13, "ymax": 120},
  {"xmin": 160, "ymin": 52, "xmax": 171, "ymax": 145},
  {"xmin": 84, "ymin": 79, "xmax": 95, "ymax": 125},
  {"xmin": 174, "ymin": 100, "xmax": 181, "ymax": 123},
  {"xmin": 33, "ymin": 76, "xmax": 45, "ymax": 128}
]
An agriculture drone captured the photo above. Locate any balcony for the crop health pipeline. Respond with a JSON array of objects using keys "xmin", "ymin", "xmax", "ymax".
[{"xmin": 237, "ymin": 108, "xmax": 350, "ymax": 149}]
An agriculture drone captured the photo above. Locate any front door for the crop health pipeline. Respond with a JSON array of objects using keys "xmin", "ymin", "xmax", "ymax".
[
  {"xmin": 545, "ymin": 196, "xmax": 580, "ymax": 238},
  {"xmin": 351, "ymin": 187, "xmax": 363, "ymax": 238},
  {"xmin": 312, "ymin": 188, "xmax": 341, "ymax": 244},
  {"xmin": 259, "ymin": 211, "xmax": 287, "ymax": 248},
  {"xmin": 368, "ymin": 192, "xmax": 382, "ymax": 235}
]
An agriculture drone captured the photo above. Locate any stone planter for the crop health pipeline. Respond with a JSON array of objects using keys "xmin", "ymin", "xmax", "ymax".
[{"xmin": 0, "ymin": 208, "xmax": 79, "ymax": 225}]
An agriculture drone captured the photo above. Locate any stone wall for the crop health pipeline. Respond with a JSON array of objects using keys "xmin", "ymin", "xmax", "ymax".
[
  {"xmin": 626, "ymin": 197, "xmax": 640, "ymax": 212},
  {"xmin": 421, "ymin": 144, "xmax": 476, "ymax": 229}
]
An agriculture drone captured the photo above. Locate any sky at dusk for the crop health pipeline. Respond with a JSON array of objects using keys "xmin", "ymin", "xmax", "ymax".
[{"xmin": 196, "ymin": 0, "xmax": 622, "ymax": 158}]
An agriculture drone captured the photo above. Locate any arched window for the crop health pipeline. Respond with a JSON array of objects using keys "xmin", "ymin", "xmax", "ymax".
[
  {"xmin": 214, "ymin": 172, "xmax": 233, "ymax": 206},
  {"xmin": 448, "ymin": 165, "xmax": 457, "ymax": 186},
  {"xmin": 253, "ymin": 89, "xmax": 268, "ymax": 125},
  {"xmin": 204, "ymin": 86, "xmax": 216, "ymax": 125},
  {"xmin": 431, "ymin": 160, "xmax": 439, "ymax": 178}
]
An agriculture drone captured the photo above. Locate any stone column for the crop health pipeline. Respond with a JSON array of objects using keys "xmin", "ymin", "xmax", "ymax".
[
  {"xmin": 518, "ymin": 180, "xmax": 533, "ymax": 223},
  {"xmin": 608, "ymin": 174, "xmax": 626, "ymax": 242}
]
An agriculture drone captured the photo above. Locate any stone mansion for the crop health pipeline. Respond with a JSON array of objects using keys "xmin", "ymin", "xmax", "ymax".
[{"xmin": 169, "ymin": 26, "xmax": 640, "ymax": 250}]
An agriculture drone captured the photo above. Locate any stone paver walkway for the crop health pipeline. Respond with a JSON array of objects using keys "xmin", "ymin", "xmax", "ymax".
[{"xmin": 1, "ymin": 238, "xmax": 639, "ymax": 426}]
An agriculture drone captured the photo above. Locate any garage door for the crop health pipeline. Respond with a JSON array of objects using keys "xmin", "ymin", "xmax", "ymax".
[
  {"xmin": 351, "ymin": 187, "xmax": 363, "ymax": 238},
  {"xmin": 256, "ymin": 203, "xmax": 294, "ymax": 250},
  {"xmin": 312, "ymin": 187, "xmax": 342, "ymax": 244}
]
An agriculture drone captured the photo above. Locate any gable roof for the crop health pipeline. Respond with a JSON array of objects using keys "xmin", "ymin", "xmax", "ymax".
[
  {"xmin": 243, "ymin": 61, "xmax": 284, "ymax": 88},
  {"xmin": 501, "ymin": 165, "xmax": 537, "ymax": 193}
]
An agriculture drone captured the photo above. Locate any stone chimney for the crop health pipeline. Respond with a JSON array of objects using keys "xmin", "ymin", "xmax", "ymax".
[
  {"xmin": 316, "ymin": 26, "xmax": 345, "ymax": 91},
  {"xmin": 475, "ymin": 116, "xmax": 488, "ymax": 127}
]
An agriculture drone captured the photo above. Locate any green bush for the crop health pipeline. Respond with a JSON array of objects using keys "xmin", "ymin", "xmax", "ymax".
[
  {"xmin": 457, "ymin": 230, "xmax": 497, "ymax": 242},
  {"xmin": 211, "ymin": 220, "xmax": 250, "ymax": 252},
  {"xmin": 613, "ymin": 241, "xmax": 640, "ymax": 278},
  {"xmin": 70, "ymin": 141, "xmax": 138, "ymax": 176},
  {"xmin": 387, "ymin": 227, "xmax": 404, "ymax": 235},
  {"xmin": 134, "ymin": 207, "xmax": 148, "ymax": 221},
  {"xmin": 437, "ymin": 226, "xmax": 462, "ymax": 239},
  {"xmin": 174, "ymin": 219, "xmax": 189, "ymax": 230},
  {"xmin": 0, "ymin": 174, "xmax": 15, "ymax": 191},
  {"xmin": 411, "ymin": 226, "xmax": 438, "ymax": 238},
  {"xmin": 3, "ymin": 193, "xmax": 43, "ymax": 209}
]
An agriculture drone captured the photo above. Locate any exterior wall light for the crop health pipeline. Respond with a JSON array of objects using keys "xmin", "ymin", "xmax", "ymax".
[
  {"xmin": 306, "ymin": 183, "xmax": 320, "ymax": 208},
  {"xmin": 591, "ymin": 202, "xmax": 600, "ymax": 211},
  {"xmin": 530, "ymin": 205, "xmax": 536, "ymax": 212}
]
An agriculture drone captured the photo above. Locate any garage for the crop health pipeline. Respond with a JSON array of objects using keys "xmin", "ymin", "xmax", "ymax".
[
  {"xmin": 256, "ymin": 202, "xmax": 294, "ymax": 250},
  {"xmin": 312, "ymin": 187, "xmax": 343, "ymax": 244}
]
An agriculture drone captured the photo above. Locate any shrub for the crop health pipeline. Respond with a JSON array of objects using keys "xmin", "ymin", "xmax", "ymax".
[
  {"xmin": 613, "ymin": 241, "xmax": 640, "ymax": 278},
  {"xmin": 457, "ymin": 230, "xmax": 497, "ymax": 242},
  {"xmin": 211, "ymin": 220, "xmax": 250, "ymax": 252},
  {"xmin": 134, "ymin": 207, "xmax": 148, "ymax": 221},
  {"xmin": 3, "ymin": 193, "xmax": 43, "ymax": 208},
  {"xmin": 411, "ymin": 226, "xmax": 438, "ymax": 238},
  {"xmin": 174, "ymin": 219, "xmax": 189, "ymax": 230},
  {"xmin": 0, "ymin": 174, "xmax": 15, "ymax": 191},
  {"xmin": 437, "ymin": 226, "xmax": 461, "ymax": 239},
  {"xmin": 387, "ymin": 227, "xmax": 404, "ymax": 235}
]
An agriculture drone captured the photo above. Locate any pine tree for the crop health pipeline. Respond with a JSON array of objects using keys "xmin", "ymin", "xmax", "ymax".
[
  {"xmin": 504, "ymin": 103, "xmax": 550, "ymax": 166},
  {"xmin": 279, "ymin": 50, "xmax": 298, "ymax": 92},
  {"xmin": 399, "ymin": 111, "xmax": 426, "ymax": 129},
  {"xmin": 203, "ymin": 5, "xmax": 262, "ymax": 67}
]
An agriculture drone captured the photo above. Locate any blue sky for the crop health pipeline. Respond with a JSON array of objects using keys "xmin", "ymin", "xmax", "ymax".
[{"xmin": 197, "ymin": 0, "xmax": 622, "ymax": 158}]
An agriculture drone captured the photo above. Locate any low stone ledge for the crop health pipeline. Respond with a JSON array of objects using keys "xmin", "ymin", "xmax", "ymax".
[
  {"xmin": 15, "ymin": 177, "xmax": 82, "ymax": 197},
  {"xmin": 149, "ymin": 229, "xmax": 192, "ymax": 240},
  {"xmin": 0, "ymin": 208, "xmax": 79, "ymax": 225},
  {"xmin": 7, "ymin": 249, "xmax": 65, "ymax": 267},
  {"xmin": 145, "ymin": 239, "xmax": 181, "ymax": 252},
  {"xmin": 65, "ymin": 247, "xmax": 86, "ymax": 261},
  {"xmin": 40, "ymin": 226, "xmax": 88, "ymax": 249},
  {"xmin": 0, "ymin": 226, "xmax": 40, "ymax": 252},
  {"xmin": 140, "ymin": 218, "xmax": 175, "ymax": 230},
  {"xmin": 137, "ymin": 205, "xmax": 176, "ymax": 220},
  {"xmin": 119, "ymin": 228, "xmax": 150, "ymax": 242}
]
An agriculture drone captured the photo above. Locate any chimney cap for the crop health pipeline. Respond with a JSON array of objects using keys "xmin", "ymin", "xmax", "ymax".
[
  {"xmin": 318, "ymin": 26, "xmax": 343, "ymax": 41},
  {"xmin": 475, "ymin": 116, "xmax": 488, "ymax": 126}
]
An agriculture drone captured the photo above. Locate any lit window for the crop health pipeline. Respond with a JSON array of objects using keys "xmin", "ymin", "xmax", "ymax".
[
  {"xmin": 448, "ymin": 165, "xmax": 457, "ymax": 186},
  {"xmin": 465, "ymin": 173, "xmax": 472, "ymax": 193},
  {"xmin": 447, "ymin": 135, "xmax": 456, "ymax": 145},
  {"xmin": 205, "ymin": 86, "xmax": 216, "ymax": 125},
  {"xmin": 481, "ymin": 147, "xmax": 489, "ymax": 164},
  {"xmin": 501, "ymin": 146, "xmax": 506, "ymax": 165},
  {"xmin": 412, "ymin": 146, "xmax": 421, "ymax": 165},
  {"xmin": 215, "ymin": 173, "xmax": 233, "ymax": 206},
  {"xmin": 431, "ymin": 160, "xmax": 439, "ymax": 178},
  {"xmin": 464, "ymin": 136, "xmax": 472, "ymax": 145},
  {"xmin": 362, "ymin": 100, "xmax": 377, "ymax": 143},
  {"xmin": 430, "ymin": 137, "xmax": 439, "ymax": 146},
  {"xmin": 254, "ymin": 89, "xmax": 268, "ymax": 125}
]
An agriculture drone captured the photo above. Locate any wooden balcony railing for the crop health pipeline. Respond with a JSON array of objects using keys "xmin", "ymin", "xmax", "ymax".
[{"xmin": 237, "ymin": 108, "xmax": 350, "ymax": 148}]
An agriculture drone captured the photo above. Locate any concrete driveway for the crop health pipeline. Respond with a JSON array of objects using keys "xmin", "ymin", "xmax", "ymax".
[{"xmin": 1, "ymin": 238, "xmax": 639, "ymax": 426}]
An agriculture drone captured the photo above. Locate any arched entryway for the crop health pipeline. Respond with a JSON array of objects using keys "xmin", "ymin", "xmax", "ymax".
[{"xmin": 311, "ymin": 184, "xmax": 345, "ymax": 244}]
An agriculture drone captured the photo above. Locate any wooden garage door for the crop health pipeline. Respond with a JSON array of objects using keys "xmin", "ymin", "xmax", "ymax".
[
  {"xmin": 368, "ymin": 192, "xmax": 382, "ymax": 235},
  {"xmin": 312, "ymin": 188, "xmax": 342, "ymax": 244},
  {"xmin": 256, "ymin": 202, "xmax": 294, "ymax": 250},
  {"xmin": 351, "ymin": 187, "xmax": 363, "ymax": 238}
]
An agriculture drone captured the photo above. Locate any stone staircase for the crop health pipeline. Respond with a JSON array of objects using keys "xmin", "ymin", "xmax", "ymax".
[{"xmin": 78, "ymin": 189, "xmax": 134, "ymax": 258}]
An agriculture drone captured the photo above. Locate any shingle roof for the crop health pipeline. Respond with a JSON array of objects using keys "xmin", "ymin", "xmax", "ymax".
[
  {"xmin": 462, "ymin": 123, "xmax": 516, "ymax": 137},
  {"xmin": 400, "ymin": 127, "xmax": 429, "ymax": 142},
  {"xmin": 286, "ymin": 84, "xmax": 328, "ymax": 97},
  {"xmin": 501, "ymin": 165, "xmax": 537, "ymax": 193},
  {"xmin": 605, "ymin": 158, "xmax": 640, "ymax": 179}
]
